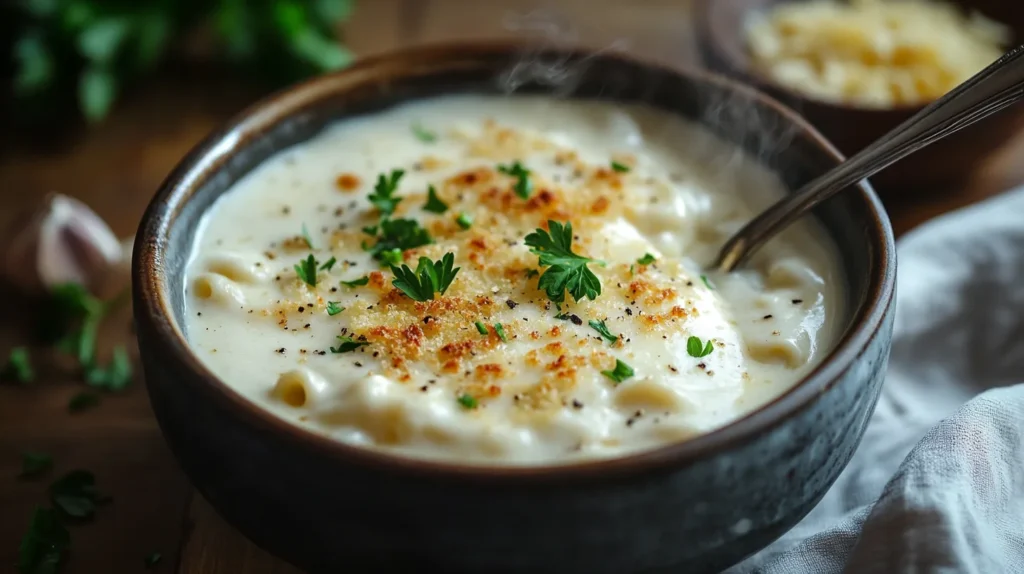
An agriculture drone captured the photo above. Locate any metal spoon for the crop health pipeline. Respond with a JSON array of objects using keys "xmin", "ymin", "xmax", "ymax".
[{"xmin": 714, "ymin": 44, "xmax": 1024, "ymax": 272}]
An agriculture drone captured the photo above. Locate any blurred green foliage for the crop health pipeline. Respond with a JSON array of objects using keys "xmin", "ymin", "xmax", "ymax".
[{"xmin": 9, "ymin": 0, "xmax": 356, "ymax": 125}]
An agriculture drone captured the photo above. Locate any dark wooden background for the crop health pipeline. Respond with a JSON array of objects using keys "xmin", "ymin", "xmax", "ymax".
[{"xmin": 2, "ymin": 1, "xmax": 1023, "ymax": 572}]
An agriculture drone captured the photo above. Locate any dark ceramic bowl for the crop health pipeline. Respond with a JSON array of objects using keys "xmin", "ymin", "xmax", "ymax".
[
  {"xmin": 694, "ymin": 0, "xmax": 1024, "ymax": 193},
  {"xmin": 133, "ymin": 42, "xmax": 896, "ymax": 574}
]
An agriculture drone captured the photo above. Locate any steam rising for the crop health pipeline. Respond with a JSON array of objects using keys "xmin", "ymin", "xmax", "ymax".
[
  {"xmin": 495, "ymin": 7, "xmax": 804, "ymax": 218},
  {"xmin": 498, "ymin": 8, "xmax": 628, "ymax": 96}
]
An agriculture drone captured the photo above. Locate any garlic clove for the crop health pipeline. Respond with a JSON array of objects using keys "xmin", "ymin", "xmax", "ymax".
[{"xmin": 2, "ymin": 193, "xmax": 124, "ymax": 297}]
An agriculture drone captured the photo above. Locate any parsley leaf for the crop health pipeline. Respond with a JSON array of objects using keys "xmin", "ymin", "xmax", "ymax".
[
  {"xmin": 700, "ymin": 274, "xmax": 714, "ymax": 290},
  {"xmin": 362, "ymin": 217, "xmax": 432, "ymax": 264},
  {"xmin": 686, "ymin": 336, "xmax": 715, "ymax": 358},
  {"xmin": 457, "ymin": 394, "xmax": 478, "ymax": 409},
  {"xmin": 17, "ymin": 507, "xmax": 69, "ymax": 574},
  {"xmin": 49, "ymin": 470, "xmax": 105, "ymax": 519},
  {"xmin": 294, "ymin": 254, "xmax": 318, "ymax": 287},
  {"xmin": 455, "ymin": 212, "xmax": 472, "ymax": 230},
  {"xmin": 20, "ymin": 452, "xmax": 53, "ymax": 479},
  {"xmin": 494, "ymin": 323, "xmax": 508, "ymax": 342},
  {"xmin": 301, "ymin": 223, "xmax": 316, "ymax": 249},
  {"xmin": 330, "ymin": 336, "xmax": 368, "ymax": 354},
  {"xmin": 390, "ymin": 253, "xmax": 460, "ymax": 302},
  {"xmin": 4, "ymin": 347, "xmax": 34, "ymax": 384},
  {"xmin": 341, "ymin": 275, "xmax": 369, "ymax": 287},
  {"xmin": 610, "ymin": 161, "xmax": 631, "ymax": 173},
  {"xmin": 145, "ymin": 552, "xmax": 162, "ymax": 569},
  {"xmin": 497, "ymin": 161, "xmax": 532, "ymax": 199},
  {"xmin": 84, "ymin": 346, "xmax": 132, "ymax": 391},
  {"xmin": 588, "ymin": 319, "xmax": 618, "ymax": 345},
  {"xmin": 412, "ymin": 123, "xmax": 437, "ymax": 143},
  {"xmin": 423, "ymin": 185, "xmax": 448, "ymax": 213},
  {"xmin": 601, "ymin": 359, "xmax": 634, "ymax": 384},
  {"xmin": 319, "ymin": 256, "xmax": 337, "ymax": 271},
  {"xmin": 637, "ymin": 253, "xmax": 656, "ymax": 265},
  {"xmin": 475, "ymin": 321, "xmax": 488, "ymax": 336},
  {"xmin": 524, "ymin": 220, "xmax": 602, "ymax": 304},
  {"xmin": 380, "ymin": 248, "xmax": 404, "ymax": 266},
  {"xmin": 68, "ymin": 392, "xmax": 100, "ymax": 413},
  {"xmin": 368, "ymin": 169, "xmax": 405, "ymax": 216},
  {"xmin": 326, "ymin": 302, "xmax": 344, "ymax": 316}
]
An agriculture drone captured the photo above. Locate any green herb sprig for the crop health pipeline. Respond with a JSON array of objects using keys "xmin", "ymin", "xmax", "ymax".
[
  {"xmin": 497, "ymin": 161, "xmax": 533, "ymax": 199},
  {"xmin": 368, "ymin": 169, "xmax": 405, "ymax": 216},
  {"xmin": 686, "ymin": 336, "xmax": 715, "ymax": 358},
  {"xmin": 330, "ymin": 336, "xmax": 368, "ymax": 353},
  {"xmin": 601, "ymin": 359, "xmax": 634, "ymax": 384},
  {"xmin": 294, "ymin": 254, "xmax": 319, "ymax": 287},
  {"xmin": 11, "ymin": 0, "xmax": 357, "ymax": 126},
  {"xmin": 423, "ymin": 185, "xmax": 448, "ymax": 213},
  {"xmin": 589, "ymin": 319, "xmax": 618, "ymax": 345},
  {"xmin": 390, "ymin": 253, "xmax": 460, "ymax": 302},
  {"xmin": 362, "ymin": 217, "xmax": 433, "ymax": 264},
  {"xmin": 524, "ymin": 220, "xmax": 602, "ymax": 304}
]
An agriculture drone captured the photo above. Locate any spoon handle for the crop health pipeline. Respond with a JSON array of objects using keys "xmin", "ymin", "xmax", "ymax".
[{"xmin": 715, "ymin": 44, "xmax": 1024, "ymax": 272}]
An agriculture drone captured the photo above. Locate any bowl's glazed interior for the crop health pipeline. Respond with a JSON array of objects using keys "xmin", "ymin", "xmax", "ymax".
[{"xmin": 135, "ymin": 42, "xmax": 896, "ymax": 573}]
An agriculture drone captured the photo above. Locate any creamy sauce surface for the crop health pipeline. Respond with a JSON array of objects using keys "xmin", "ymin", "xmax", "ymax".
[{"xmin": 184, "ymin": 95, "xmax": 843, "ymax": 465}]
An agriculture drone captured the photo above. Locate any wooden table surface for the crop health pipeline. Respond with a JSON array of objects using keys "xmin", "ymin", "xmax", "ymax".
[{"xmin": 2, "ymin": 1, "xmax": 1024, "ymax": 572}]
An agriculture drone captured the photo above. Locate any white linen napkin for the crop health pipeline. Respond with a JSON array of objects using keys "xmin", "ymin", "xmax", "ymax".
[{"xmin": 729, "ymin": 186, "xmax": 1024, "ymax": 574}]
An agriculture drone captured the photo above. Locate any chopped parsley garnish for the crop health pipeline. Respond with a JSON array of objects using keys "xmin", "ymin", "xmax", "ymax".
[
  {"xmin": 601, "ymin": 359, "xmax": 634, "ymax": 384},
  {"xmin": 341, "ymin": 275, "xmax": 370, "ymax": 287},
  {"xmin": 455, "ymin": 212, "xmax": 473, "ymax": 230},
  {"xmin": 19, "ymin": 452, "xmax": 53, "ymax": 479},
  {"xmin": 637, "ymin": 253, "xmax": 656, "ymax": 265},
  {"xmin": 49, "ymin": 470, "xmax": 105, "ymax": 519},
  {"xmin": 326, "ymin": 302, "xmax": 344, "ymax": 316},
  {"xmin": 380, "ymin": 248, "xmax": 404, "ymax": 266},
  {"xmin": 475, "ymin": 321, "xmax": 489, "ymax": 335},
  {"xmin": 494, "ymin": 323, "xmax": 508, "ymax": 342},
  {"xmin": 18, "ymin": 507, "xmax": 69, "ymax": 574},
  {"xmin": 686, "ymin": 336, "xmax": 715, "ymax": 358},
  {"xmin": 47, "ymin": 283, "xmax": 133, "ymax": 395},
  {"xmin": 368, "ymin": 169, "xmax": 405, "ymax": 216},
  {"xmin": 362, "ymin": 217, "xmax": 432, "ymax": 264},
  {"xmin": 330, "ymin": 336, "xmax": 369, "ymax": 353},
  {"xmin": 68, "ymin": 392, "xmax": 100, "ymax": 413},
  {"xmin": 524, "ymin": 269, "xmax": 539, "ymax": 279},
  {"xmin": 390, "ymin": 253, "xmax": 460, "ymax": 302},
  {"xmin": 700, "ymin": 274, "xmax": 714, "ymax": 290},
  {"xmin": 457, "ymin": 394, "xmax": 478, "ymax": 409},
  {"xmin": 524, "ymin": 220, "xmax": 602, "ymax": 304},
  {"xmin": 319, "ymin": 256, "xmax": 337, "ymax": 271},
  {"xmin": 610, "ymin": 161, "xmax": 631, "ymax": 173},
  {"xmin": 497, "ymin": 161, "xmax": 532, "ymax": 199},
  {"xmin": 84, "ymin": 346, "xmax": 132, "ymax": 391},
  {"xmin": 412, "ymin": 123, "xmax": 437, "ymax": 143},
  {"xmin": 588, "ymin": 319, "xmax": 618, "ymax": 345},
  {"xmin": 301, "ymin": 223, "xmax": 316, "ymax": 249},
  {"xmin": 145, "ymin": 552, "xmax": 163, "ymax": 569},
  {"xmin": 294, "ymin": 254, "xmax": 319, "ymax": 287},
  {"xmin": 4, "ymin": 347, "xmax": 34, "ymax": 384},
  {"xmin": 423, "ymin": 185, "xmax": 448, "ymax": 213}
]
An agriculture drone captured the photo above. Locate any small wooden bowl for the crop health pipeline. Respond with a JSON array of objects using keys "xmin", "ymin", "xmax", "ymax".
[{"xmin": 694, "ymin": 0, "xmax": 1024, "ymax": 193}]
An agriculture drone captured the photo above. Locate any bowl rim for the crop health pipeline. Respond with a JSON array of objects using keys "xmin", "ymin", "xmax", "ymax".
[
  {"xmin": 133, "ymin": 39, "xmax": 897, "ymax": 484},
  {"xmin": 690, "ymin": 0, "xmax": 945, "ymax": 115}
]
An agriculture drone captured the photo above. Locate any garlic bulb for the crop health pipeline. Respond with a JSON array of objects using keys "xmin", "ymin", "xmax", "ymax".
[{"xmin": 2, "ymin": 194, "xmax": 126, "ymax": 296}]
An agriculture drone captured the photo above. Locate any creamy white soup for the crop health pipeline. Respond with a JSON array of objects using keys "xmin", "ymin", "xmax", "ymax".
[{"xmin": 184, "ymin": 95, "xmax": 843, "ymax": 465}]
